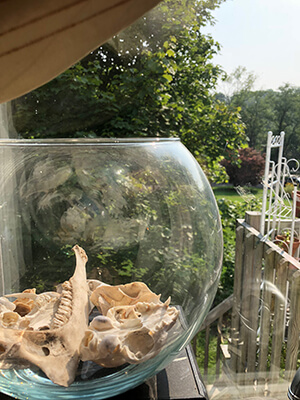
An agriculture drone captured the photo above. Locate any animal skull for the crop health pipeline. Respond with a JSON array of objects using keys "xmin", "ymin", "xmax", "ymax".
[
  {"xmin": 0, "ymin": 247, "xmax": 179, "ymax": 386},
  {"xmin": 80, "ymin": 299, "xmax": 179, "ymax": 367},
  {"xmin": 90, "ymin": 281, "xmax": 162, "ymax": 315}
]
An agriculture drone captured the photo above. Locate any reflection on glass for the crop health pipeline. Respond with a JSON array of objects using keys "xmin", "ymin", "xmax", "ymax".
[{"xmin": 0, "ymin": 138, "xmax": 222, "ymax": 399}]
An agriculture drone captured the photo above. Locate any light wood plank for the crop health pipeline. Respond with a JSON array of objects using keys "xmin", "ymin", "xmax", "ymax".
[
  {"xmin": 238, "ymin": 230, "xmax": 255, "ymax": 384},
  {"xmin": 204, "ymin": 326, "xmax": 210, "ymax": 379},
  {"xmin": 247, "ymin": 238, "xmax": 264, "ymax": 376},
  {"xmin": 285, "ymin": 269, "xmax": 300, "ymax": 380},
  {"xmin": 230, "ymin": 224, "xmax": 245, "ymax": 373},
  {"xmin": 258, "ymin": 247, "xmax": 275, "ymax": 377},
  {"xmin": 216, "ymin": 315, "xmax": 223, "ymax": 378},
  {"xmin": 270, "ymin": 255, "xmax": 288, "ymax": 382}
]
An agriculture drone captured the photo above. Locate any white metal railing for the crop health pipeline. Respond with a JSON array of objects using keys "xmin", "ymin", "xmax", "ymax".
[{"xmin": 260, "ymin": 131, "xmax": 300, "ymax": 257}]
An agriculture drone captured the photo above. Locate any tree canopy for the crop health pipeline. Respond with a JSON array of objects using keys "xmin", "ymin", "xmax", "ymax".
[
  {"xmin": 12, "ymin": 0, "xmax": 247, "ymax": 182},
  {"xmin": 224, "ymin": 76, "xmax": 300, "ymax": 160}
]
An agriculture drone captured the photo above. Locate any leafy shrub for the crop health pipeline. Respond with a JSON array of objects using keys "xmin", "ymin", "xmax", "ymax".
[
  {"xmin": 214, "ymin": 196, "xmax": 262, "ymax": 305},
  {"xmin": 284, "ymin": 182, "xmax": 294, "ymax": 195},
  {"xmin": 221, "ymin": 147, "xmax": 265, "ymax": 186}
]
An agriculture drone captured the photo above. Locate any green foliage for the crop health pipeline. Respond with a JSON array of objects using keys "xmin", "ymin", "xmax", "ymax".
[
  {"xmin": 15, "ymin": 145, "xmax": 222, "ymax": 329},
  {"xmin": 12, "ymin": 0, "xmax": 246, "ymax": 183},
  {"xmin": 227, "ymin": 66, "xmax": 257, "ymax": 92},
  {"xmin": 214, "ymin": 195, "xmax": 262, "ymax": 304},
  {"xmin": 11, "ymin": 1, "xmax": 250, "ymax": 313},
  {"xmin": 285, "ymin": 182, "xmax": 294, "ymax": 195},
  {"xmin": 195, "ymin": 329, "xmax": 220, "ymax": 380},
  {"xmin": 229, "ymin": 89, "xmax": 276, "ymax": 148},
  {"xmin": 225, "ymin": 81, "xmax": 300, "ymax": 159}
]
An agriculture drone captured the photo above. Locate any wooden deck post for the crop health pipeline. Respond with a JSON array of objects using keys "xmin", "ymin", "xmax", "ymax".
[
  {"xmin": 246, "ymin": 236, "xmax": 264, "ymax": 378},
  {"xmin": 230, "ymin": 224, "xmax": 245, "ymax": 373},
  {"xmin": 258, "ymin": 247, "xmax": 275, "ymax": 379},
  {"xmin": 204, "ymin": 326, "xmax": 210, "ymax": 379},
  {"xmin": 270, "ymin": 256, "xmax": 289, "ymax": 382},
  {"xmin": 285, "ymin": 269, "xmax": 300, "ymax": 380},
  {"xmin": 237, "ymin": 230, "xmax": 255, "ymax": 384},
  {"xmin": 245, "ymin": 211, "xmax": 261, "ymax": 232}
]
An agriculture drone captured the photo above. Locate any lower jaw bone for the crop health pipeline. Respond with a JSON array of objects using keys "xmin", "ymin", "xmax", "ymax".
[
  {"xmin": 0, "ymin": 246, "xmax": 179, "ymax": 387},
  {"xmin": 0, "ymin": 245, "xmax": 89, "ymax": 387}
]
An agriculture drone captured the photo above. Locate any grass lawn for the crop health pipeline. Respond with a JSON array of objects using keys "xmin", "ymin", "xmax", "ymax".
[{"xmin": 212, "ymin": 185, "xmax": 263, "ymax": 202}]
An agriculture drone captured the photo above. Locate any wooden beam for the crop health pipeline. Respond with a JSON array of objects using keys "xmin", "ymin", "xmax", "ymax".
[
  {"xmin": 258, "ymin": 247, "xmax": 275, "ymax": 377},
  {"xmin": 286, "ymin": 269, "xmax": 300, "ymax": 379},
  {"xmin": 270, "ymin": 255, "xmax": 289, "ymax": 382},
  {"xmin": 199, "ymin": 294, "xmax": 233, "ymax": 331},
  {"xmin": 230, "ymin": 224, "xmax": 245, "ymax": 373}
]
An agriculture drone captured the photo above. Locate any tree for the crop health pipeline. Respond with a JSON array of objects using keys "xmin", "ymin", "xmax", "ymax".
[
  {"xmin": 224, "ymin": 82, "xmax": 300, "ymax": 159},
  {"xmin": 271, "ymin": 84, "xmax": 300, "ymax": 159},
  {"xmin": 221, "ymin": 147, "xmax": 265, "ymax": 186},
  {"xmin": 12, "ymin": 0, "xmax": 246, "ymax": 182},
  {"xmin": 230, "ymin": 89, "xmax": 275, "ymax": 148},
  {"xmin": 217, "ymin": 66, "xmax": 257, "ymax": 104}
]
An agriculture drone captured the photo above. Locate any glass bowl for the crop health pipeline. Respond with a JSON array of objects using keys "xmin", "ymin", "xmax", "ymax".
[{"xmin": 0, "ymin": 138, "xmax": 222, "ymax": 399}]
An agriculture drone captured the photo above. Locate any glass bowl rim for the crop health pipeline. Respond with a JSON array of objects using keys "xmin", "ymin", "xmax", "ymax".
[{"xmin": 0, "ymin": 137, "xmax": 181, "ymax": 147}]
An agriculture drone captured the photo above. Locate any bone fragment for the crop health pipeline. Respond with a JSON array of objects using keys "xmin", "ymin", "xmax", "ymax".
[
  {"xmin": 80, "ymin": 299, "xmax": 179, "ymax": 368},
  {"xmin": 90, "ymin": 281, "xmax": 161, "ymax": 315}
]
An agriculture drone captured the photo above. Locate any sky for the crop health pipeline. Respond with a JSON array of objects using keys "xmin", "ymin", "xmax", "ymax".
[{"xmin": 202, "ymin": 0, "xmax": 300, "ymax": 91}]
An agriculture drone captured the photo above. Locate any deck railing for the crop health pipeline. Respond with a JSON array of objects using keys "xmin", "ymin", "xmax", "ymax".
[{"xmin": 194, "ymin": 211, "xmax": 300, "ymax": 386}]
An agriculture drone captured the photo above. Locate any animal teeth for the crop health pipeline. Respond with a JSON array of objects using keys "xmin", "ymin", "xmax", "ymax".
[
  {"xmin": 80, "ymin": 283, "xmax": 179, "ymax": 368},
  {"xmin": 0, "ymin": 246, "xmax": 179, "ymax": 386},
  {"xmin": 0, "ymin": 245, "xmax": 89, "ymax": 387}
]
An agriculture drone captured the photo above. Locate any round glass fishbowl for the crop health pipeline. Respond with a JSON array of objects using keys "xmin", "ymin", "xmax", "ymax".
[{"xmin": 0, "ymin": 138, "xmax": 222, "ymax": 400}]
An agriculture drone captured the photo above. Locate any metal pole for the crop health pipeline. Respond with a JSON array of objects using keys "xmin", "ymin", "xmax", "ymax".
[
  {"xmin": 290, "ymin": 185, "xmax": 298, "ymax": 256},
  {"xmin": 260, "ymin": 131, "xmax": 273, "ymax": 235},
  {"xmin": 266, "ymin": 161, "xmax": 275, "ymax": 236},
  {"xmin": 271, "ymin": 131, "xmax": 285, "ymax": 238},
  {"xmin": 277, "ymin": 157, "xmax": 287, "ymax": 235}
]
